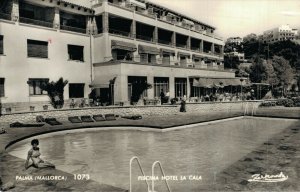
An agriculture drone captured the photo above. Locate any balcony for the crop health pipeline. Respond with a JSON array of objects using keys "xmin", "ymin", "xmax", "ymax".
[
  {"xmin": 0, "ymin": 12, "xmax": 11, "ymax": 21},
  {"xmin": 157, "ymin": 39, "xmax": 173, "ymax": 46},
  {"xmin": 19, "ymin": 17, "xmax": 53, "ymax": 28},
  {"xmin": 176, "ymin": 43, "xmax": 188, "ymax": 49},
  {"xmin": 60, "ymin": 25, "xmax": 86, "ymax": 34},
  {"xmin": 136, "ymin": 34, "xmax": 154, "ymax": 42},
  {"xmin": 109, "ymin": 28, "xmax": 132, "ymax": 37}
]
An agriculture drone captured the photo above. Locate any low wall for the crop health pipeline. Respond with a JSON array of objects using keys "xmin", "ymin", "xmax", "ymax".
[{"xmin": 0, "ymin": 101, "xmax": 262, "ymax": 123}]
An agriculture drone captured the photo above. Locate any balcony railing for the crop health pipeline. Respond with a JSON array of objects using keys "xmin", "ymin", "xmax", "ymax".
[
  {"xmin": 0, "ymin": 12, "xmax": 11, "ymax": 20},
  {"xmin": 176, "ymin": 43, "xmax": 188, "ymax": 49},
  {"xmin": 19, "ymin": 17, "xmax": 53, "ymax": 28},
  {"xmin": 109, "ymin": 28, "xmax": 132, "ymax": 37},
  {"xmin": 60, "ymin": 25, "xmax": 86, "ymax": 34},
  {"xmin": 158, "ymin": 39, "xmax": 173, "ymax": 46},
  {"xmin": 136, "ymin": 34, "xmax": 154, "ymax": 42}
]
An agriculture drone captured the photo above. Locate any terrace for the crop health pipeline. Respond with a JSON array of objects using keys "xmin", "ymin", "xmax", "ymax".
[{"xmin": 60, "ymin": 11, "xmax": 87, "ymax": 34}]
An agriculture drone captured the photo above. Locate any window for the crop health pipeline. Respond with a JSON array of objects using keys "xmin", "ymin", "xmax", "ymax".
[
  {"xmin": 28, "ymin": 78, "xmax": 49, "ymax": 95},
  {"xmin": 154, "ymin": 77, "xmax": 169, "ymax": 98},
  {"xmin": 0, "ymin": 78, "xmax": 5, "ymax": 97},
  {"xmin": 0, "ymin": 35, "xmax": 3, "ymax": 54},
  {"xmin": 27, "ymin": 39, "xmax": 48, "ymax": 58},
  {"xmin": 68, "ymin": 45, "xmax": 84, "ymax": 61},
  {"xmin": 69, "ymin": 83, "xmax": 85, "ymax": 98},
  {"xmin": 175, "ymin": 78, "xmax": 187, "ymax": 98}
]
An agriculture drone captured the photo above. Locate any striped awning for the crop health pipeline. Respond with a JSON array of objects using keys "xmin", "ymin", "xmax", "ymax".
[
  {"xmin": 138, "ymin": 45, "xmax": 160, "ymax": 55},
  {"xmin": 192, "ymin": 54, "xmax": 203, "ymax": 59},
  {"xmin": 111, "ymin": 40, "xmax": 137, "ymax": 52}
]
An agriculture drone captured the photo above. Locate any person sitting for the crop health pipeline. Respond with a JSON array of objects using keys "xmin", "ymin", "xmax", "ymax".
[
  {"xmin": 0, "ymin": 128, "xmax": 6, "ymax": 134},
  {"xmin": 70, "ymin": 99, "xmax": 76, "ymax": 108},
  {"xmin": 25, "ymin": 139, "xmax": 55, "ymax": 169}
]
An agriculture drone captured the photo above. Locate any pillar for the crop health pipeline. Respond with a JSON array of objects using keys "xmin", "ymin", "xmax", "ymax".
[
  {"xmin": 115, "ymin": 75, "xmax": 128, "ymax": 104},
  {"xmin": 147, "ymin": 76, "xmax": 154, "ymax": 99},
  {"xmin": 11, "ymin": 0, "xmax": 19, "ymax": 22},
  {"xmin": 86, "ymin": 16, "xmax": 92, "ymax": 34},
  {"xmin": 53, "ymin": 7, "xmax": 60, "ymax": 29},
  {"xmin": 153, "ymin": 26, "xmax": 158, "ymax": 43},
  {"xmin": 187, "ymin": 36, "xmax": 191, "ymax": 49},
  {"xmin": 211, "ymin": 43, "xmax": 215, "ymax": 54},
  {"xmin": 200, "ymin": 40, "xmax": 203, "ymax": 52},
  {"xmin": 221, "ymin": 45, "xmax": 224, "ymax": 56},
  {"xmin": 103, "ymin": 12, "xmax": 109, "ymax": 33},
  {"xmin": 187, "ymin": 78, "xmax": 191, "ymax": 98},
  {"xmin": 172, "ymin": 32, "xmax": 176, "ymax": 47},
  {"xmin": 169, "ymin": 77, "xmax": 175, "ymax": 98},
  {"xmin": 131, "ymin": 20, "xmax": 136, "ymax": 38}
]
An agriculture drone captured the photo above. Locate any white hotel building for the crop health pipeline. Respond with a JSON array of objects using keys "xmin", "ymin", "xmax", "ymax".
[{"xmin": 0, "ymin": 0, "xmax": 238, "ymax": 112}]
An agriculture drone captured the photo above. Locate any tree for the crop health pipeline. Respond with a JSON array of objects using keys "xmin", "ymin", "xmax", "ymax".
[
  {"xmin": 41, "ymin": 77, "xmax": 68, "ymax": 109},
  {"xmin": 249, "ymin": 56, "xmax": 267, "ymax": 83},
  {"xmin": 224, "ymin": 55, "xmax": 240, "ymax": 69}
]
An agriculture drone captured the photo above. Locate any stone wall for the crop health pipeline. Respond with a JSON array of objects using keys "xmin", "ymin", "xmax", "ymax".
[{"xmin": 0, "ymin": 101, "xmax": 262, "ymax": 123}]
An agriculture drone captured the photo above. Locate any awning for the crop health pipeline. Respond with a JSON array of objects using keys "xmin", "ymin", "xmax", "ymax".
[
  {"xmin": 89, "ymin": 76, "xmax": 116, "ymax": 89},
  {"xmin": 178, "ymin": 51, "xmax": 191, "ymax": 58},
  {"xmin": 111, "ymin": 40, "xmax": 137, "ymax": 52},
  {"xmin": 161, "ymin": 48, "xmax": 175, "ymax": 56},
  {"xmin": 127, "ymin": 0, "xmax": 146, "ymax": 9},
  {"xmin": 193, "ymin": 78, "xmax": 250, "ymax": 88},
  {"xmin": 192, "ymin": 54, "xmax": 203, "ymax": 59},
  {"xmin": 138, "ymin": 45, "xmax": 160, "ymax": 55}
]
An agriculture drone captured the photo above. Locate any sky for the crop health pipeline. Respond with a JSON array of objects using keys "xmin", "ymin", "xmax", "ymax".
[{"xmin": 69, "ymin": 0, "xmax": 300, "ymax": 39}]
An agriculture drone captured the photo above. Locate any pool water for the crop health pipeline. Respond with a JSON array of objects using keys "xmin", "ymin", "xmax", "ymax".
[{"xmin": 8, "ymin": 117, "xmax": 297, "ymax": 192}]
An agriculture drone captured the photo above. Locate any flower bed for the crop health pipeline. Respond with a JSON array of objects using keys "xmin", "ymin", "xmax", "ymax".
[{"xmin": 260, "ymin": 97, "xmax": 300, "ymax": 107}]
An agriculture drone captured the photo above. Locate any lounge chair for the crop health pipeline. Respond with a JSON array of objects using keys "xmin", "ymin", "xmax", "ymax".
[
  {"xmin": 104, "ymin": 114, "xmax": 116, "ymax": 121},
  {"xmin": 36, "ymin": 115, "xmax": 45, "ymax": 123},
  {"xmin": 10, "ymin": 122, "xmax": 44, "ymax": 128},
  {"xmin": 68, "ymin": 116, "xmax": 82, "ymax": 123},
  {"xmin": 45, "ymin": 118, "xmax": 62, "ymax": 126},
  {"xmin": 92, "ymin": 115, "xmax": 106, "ymax": 122},
  {"xmin": 81, "ymin": 116, "xmax": 94, "ymax": 123}
]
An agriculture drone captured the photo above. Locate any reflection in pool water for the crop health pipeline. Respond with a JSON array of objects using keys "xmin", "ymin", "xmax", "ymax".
[{"xmin": 8, "ymin": 117, "xmax": 296, "ymax": 192}]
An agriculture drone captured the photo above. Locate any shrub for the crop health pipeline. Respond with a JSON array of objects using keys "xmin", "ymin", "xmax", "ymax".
[{"xmin": 283, "ymin": 99, "xmax": 294, "ymax": 107}]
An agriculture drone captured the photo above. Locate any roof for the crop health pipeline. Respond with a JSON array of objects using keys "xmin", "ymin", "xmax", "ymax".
[{"xmin": 59, "ymin": 0, "xmax": 93, "ymax": 10}]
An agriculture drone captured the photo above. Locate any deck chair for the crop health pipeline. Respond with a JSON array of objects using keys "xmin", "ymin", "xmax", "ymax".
[
  {"xmin": 45, "ymin": 118, "xmax": 62, "ymax": 126},
  {"xmin": 104, "ymin": 114, "xmax": 116, "ymax": 121},
  {"xmin": 68, "ymin": 116, "xmax": 82, "ymax": 123},
  {"xmin": 92, "ymin": 115, "xmax": 106, "ymax": 122},
  {"xmin": 81, "ymin": 116, "xmax": 94, "ymax": 123}
]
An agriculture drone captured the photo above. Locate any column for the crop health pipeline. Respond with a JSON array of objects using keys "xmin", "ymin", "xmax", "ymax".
[
  {"xmin": 86, "ymin": 16, "xmax": 92, "ymax": 34},
  {"xmin": 211, "ymin": 43, "xmax": 215, "ymax": 54},
  {"xmin": 11, "ymin": 0, "xmax": 19, "ymax": 22},
  {"xmin": 102, "ymin": 12, "xmax": 109, "ymax": 33},
  {"xmin": 115, "ymin": 75, "xmax": 128, "ymax": 104},
  {"xmin": 221, "ymin": 45, "xmax": 224, "ymax": 56},
  {"xmin": 169, "ymin": 77, "xmax": 175, "ymax": 98},
  {"xmin": 187, "ymin": 78, "xmax": 191, "ymax": 99},
  {"xmin": 153, "ymin": 26, "xmax": 158, "ymax": 43},
  {"xmin": 200, "ymin": 40, "xmax": 203, "ymax": 52},
  {"xmin": 131, "ymin": 20, "xmax": 136, "ymax": 38},
  {"xmin": 53, "ymin": 7, "xmax": 60, "ymax": 29},
  {"xmin": 187, "ymin": 36, "xmax": 191, "ymax": 49},
  {"xmin": 172, "ymin": 32, "xmax": 176, "ymax": 47},
  {"xmin": 147, "ymin": 76, "xmax": 154, "ymax": 99}
]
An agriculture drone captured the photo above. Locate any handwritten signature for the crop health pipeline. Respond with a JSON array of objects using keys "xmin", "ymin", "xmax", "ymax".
[{"xmin": 248, "ymin": 172, "xmax": 288, "ymax": 182}]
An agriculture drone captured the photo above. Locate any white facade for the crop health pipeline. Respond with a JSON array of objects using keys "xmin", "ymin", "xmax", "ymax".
[{"xmin": 262, "ymin": 24, "xmax": 298, "ymax": 43}]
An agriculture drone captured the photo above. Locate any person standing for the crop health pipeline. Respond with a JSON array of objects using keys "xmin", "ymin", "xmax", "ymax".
[
  {"xmin": 180, "ymin": 95, "xmax": 187, "ymax": 112},
  {"xmin": 160, "ymin": 89, "xmax": 165, "ymax": 104}
]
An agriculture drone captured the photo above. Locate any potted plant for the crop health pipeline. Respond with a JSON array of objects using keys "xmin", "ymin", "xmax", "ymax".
[
  {"xmin": 43, "ymin": 105, "xmax": 48, "ymax": 110},
  {"xmin": 30, "ymin": 106, "xmax": 35, "ymax": 111}
]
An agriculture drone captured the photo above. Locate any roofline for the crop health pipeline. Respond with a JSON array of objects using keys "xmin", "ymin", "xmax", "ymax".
[
  {"xmin": 58, "ymin": 0, "xmax": 94, "ymax": 12},
  {"xmin": 145, "ymin": 0, "xmax": 216, "ymax": 30}
]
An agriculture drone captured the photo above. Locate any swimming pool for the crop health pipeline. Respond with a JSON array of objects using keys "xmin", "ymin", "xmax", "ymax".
[{"xmin": 8, "ymin": 117, "xmax": 297, "ymax": 192}]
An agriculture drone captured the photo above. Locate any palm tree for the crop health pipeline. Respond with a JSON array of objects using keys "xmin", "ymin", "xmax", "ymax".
[{"xmin": 41, "ymin": 77, "xmax": 68, "ymax": 109}]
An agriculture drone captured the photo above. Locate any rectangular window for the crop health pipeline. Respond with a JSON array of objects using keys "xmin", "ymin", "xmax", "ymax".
[
  {"xmin": 0, "ymin": 35, "xmax": 3, "ymax": 55},
  {"xmin": 27, "ymin": 39, "xmax": 48, "ymax": 58},
  {"xmin": 0, "ymin": 78, "xmax": 5, "ymax": 97},
  {"xmin": 28, "ymin": 78, "xmax": 49, "ymax": 95},
  {"xmin": 154, "ymin": 77, "xmax": 169, "ymax": 98},
  {"xmin": 69, "ymin": 83, "xmax": 85, "ymax": 98},
  {"xmin": 68, "ymin": 45, "xmax": 84, "ymax": 61},
  {"xmin": 175, "ymin": 78, "xmax": 187, "ymax": 98}
]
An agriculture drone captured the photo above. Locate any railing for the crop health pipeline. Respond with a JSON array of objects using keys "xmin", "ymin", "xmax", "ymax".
[
  {"xmin": 109, "ymin": 28, "xmax": 132, "ymax": 37},
  {"xmin": 158, "ymin": 39, "xmax": 173, "ymax": 46},
  {"xmin": 136, "ymin": 34, "xmax": 154, "ymax": 42},
  {"xmin": 60, "ymin": 25, "xmax": 86, "ymax": 34},
  {"xmin": 152, "ymin": 161, "xmax": 172, "ymax": 192},
  {"xmin": 0, "ymin": 12, "xmax": 11, "ymax": 20},
  {"xmin": 19, "ymin": 17, "xmax": 53, "ymax": 28},
  {"xmin": 129, "ymin": 156, "xmax": 150, "ymax": 192},
  {"xmin": 176, "ymin": 43, "xmax": 188, "ymax": 49}
]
